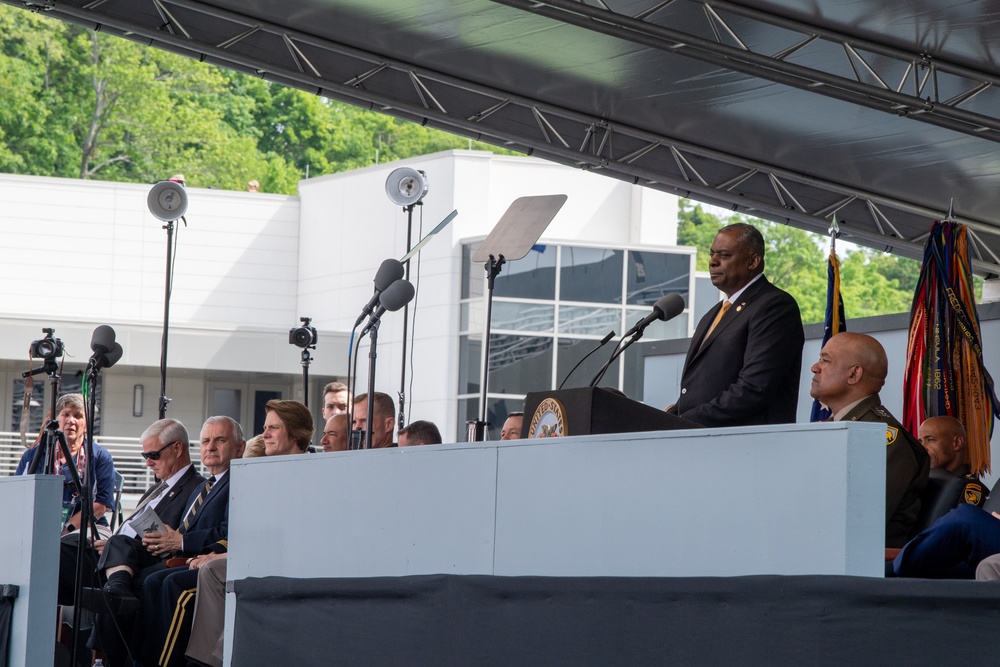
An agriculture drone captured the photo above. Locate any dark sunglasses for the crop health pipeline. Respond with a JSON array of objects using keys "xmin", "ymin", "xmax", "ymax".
[{"xmin": 141, "ymin": 441, "xmax": 176, "ymax": 461}]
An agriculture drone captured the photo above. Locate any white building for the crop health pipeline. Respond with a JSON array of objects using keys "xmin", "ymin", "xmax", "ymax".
[{"xmin": 0, "ymin": 150, "xmax": 688, "ymax": 451}]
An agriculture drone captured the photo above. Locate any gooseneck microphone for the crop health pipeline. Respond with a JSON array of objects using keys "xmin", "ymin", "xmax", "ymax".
[
  {"xmin": 589, "ymin": 294, "xmax": 686, "ymax": 387},
  {"xmin": 557, "ymin": 330, "xmax": 616, "ymax": 390},
  {"xmin": 623, "ymin": 294, "xmax": 685, "ymax": 338},
  {"xmin": 359, "ymin": 279, "xmax": 415, "ymax": 337},
  {"xmin": 355, "ymin": 259, "xmax": 405, "ymax": 327}
]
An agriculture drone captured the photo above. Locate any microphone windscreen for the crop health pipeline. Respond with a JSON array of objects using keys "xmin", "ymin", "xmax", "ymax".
[
  {"xmin": 105, "ymin": 343, "xmax": 124, "ymax": 368},
  {"xmin": 654, "ymin": 294, "xmax": 686, "ymax": 321},
  {"xmin": 379, "ymin": 279, "xmax": 415, "ymax": 312},
  {"xmin": 373, "ymin": 259, "xmax": 405, "ymax": 292},
  {"xmin": 90, "ymin": 325, "xmax": 117, "ymax": 354}
]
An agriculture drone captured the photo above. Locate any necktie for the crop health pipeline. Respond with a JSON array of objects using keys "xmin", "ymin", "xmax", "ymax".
[
  {"xmin": 700, "ymin": 301, "xmax": 731, "ymax": 349},
  {"xmin": 181, "ymin": 476, "xmax": 215, "ymax": 533}
]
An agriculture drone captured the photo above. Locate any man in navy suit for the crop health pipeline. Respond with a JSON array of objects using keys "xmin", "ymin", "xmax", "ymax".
[{"xmin": 668, "ymin": 223, "xmax": 804, "ymax": 427}]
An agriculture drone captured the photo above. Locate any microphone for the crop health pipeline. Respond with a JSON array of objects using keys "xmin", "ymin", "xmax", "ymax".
[
  {"xmin": 589, "ymin": 294, "xmax": 686, "ymax": 387},
  {"xmin": 557, "ymin": 330, "xmax": 615, "ymax": 390},
  {"xmin": 87, "ymin": 325, "xmax": 123, "ymax": 371},
  {"xmin": 354, "ymin": 259, "xmax": 405, "ymax": 327},
  {"xmin": 622, "ymin": 293, "xmax": 685, "ymax": 338},
  {"xmin": 359, "ymin": 279, "xmax": 415, "ymax": 336}
]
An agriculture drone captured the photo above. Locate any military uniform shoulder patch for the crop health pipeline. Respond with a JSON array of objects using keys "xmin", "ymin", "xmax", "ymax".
[
  {"xmin": 963, "ymin": 483, "xmax": 985, "ymax": 507},
  {"xmin": 884, "ymin": 425, "xmax": 898, "ymax": 446}
]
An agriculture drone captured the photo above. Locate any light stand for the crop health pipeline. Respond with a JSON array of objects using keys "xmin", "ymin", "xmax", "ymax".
[
  {"xmin": 147, "ymin": 179, "xmax": 189, "ymax": 419},
  {"xmin": 385, "ymin": 167, "xmax": 428, "ymax": 430},
  {"xmin": 467, "ymin": 195, "xmax": 567, "ymax": 441}
]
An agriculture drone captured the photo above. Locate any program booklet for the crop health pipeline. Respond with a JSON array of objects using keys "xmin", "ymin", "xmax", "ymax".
[{"xmin": 127, "ymin": 504, "xmax": 164, "ymax": 535}]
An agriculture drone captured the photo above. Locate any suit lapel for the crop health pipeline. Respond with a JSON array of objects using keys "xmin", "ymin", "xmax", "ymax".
[{"xmin": 687, "ymin": 277, "xmax": 771, "ymax": 367}]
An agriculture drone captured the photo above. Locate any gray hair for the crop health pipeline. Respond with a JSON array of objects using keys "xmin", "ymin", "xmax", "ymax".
[
  {"xmin": 140, "ymin": 418, "xmax": 190, "ymax": 449},
  {"xmin": 203, "ymin": 415, "xmax": 245, "ymax": 444}
]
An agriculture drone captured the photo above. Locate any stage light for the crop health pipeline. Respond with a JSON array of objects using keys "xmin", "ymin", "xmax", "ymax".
[
  {"xmin": 147, "ymin": 180, "xmax": 189, "ymax": 221},
  {"xmin": 385, "ymin": 167, "xmax": 428, "ymax": 207}
]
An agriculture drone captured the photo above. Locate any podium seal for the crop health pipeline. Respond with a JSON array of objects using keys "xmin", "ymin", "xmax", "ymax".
[{"xmin": 529, "ymin": 397, "xmax": 567, "ymax": 438}]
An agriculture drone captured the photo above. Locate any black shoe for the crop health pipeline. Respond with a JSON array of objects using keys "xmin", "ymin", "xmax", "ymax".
[{"xmin": 79, "ymin": 581, "xmax": 139, "ymax": 615}]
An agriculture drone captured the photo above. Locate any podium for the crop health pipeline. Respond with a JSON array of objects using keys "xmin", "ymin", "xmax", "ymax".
[{"xmin": 521, "ymin": 387, "xmax": 700, "ymax": 438}]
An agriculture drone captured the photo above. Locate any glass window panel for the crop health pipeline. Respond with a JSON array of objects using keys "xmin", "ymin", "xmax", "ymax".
[
  {"xmin": 558, "ymin": 305, "xmax": 620, "ymax": 336},
  {"xmin": 253, "ymin": 390, "xmax": 282, "ymax": 437},
  {"xmin": 494, "ymin": 246, "xmax": 557, "ymax": 300},
  {"xmin": 626, "ymin": 250, "xmax": 690, "ymax": 306},
  {"xmin": 560, "ymin": 247, "xmax": 624, "ymax": 304},
  {"xmin": 492, "ymin": 301, "xmax": 554, "ymax": 333},
  {"xmin": 625, "ymin": 309, "xmax": 689, "ymax": 341},
  {"xmin": 11, "ymin": 378, "xmax": 46, "ymax": 436},
  {"xmin": 488, "ymin": 334, "xmax": 553, "ymax": 395},
  {"xmin": 462, "ymin": 244, "xmax": 483, "ymax": 300},
  {"xmin": 211, "ymin": 388, "xmax": 242, "ymax": 424},
  {"xmin": 555, "ymin": 338, "xmax": 620, "ymax": 390},
  {"xmin": 457, "ymin": 398, "xmax": 479, "ymax": 442},
  {"xmin": 622, "ymin": 346, "xmax": 645, "ymax": 403},
  {"xmin": 459, "ymin": 335, "xmax": 482, "ymax": 395}
]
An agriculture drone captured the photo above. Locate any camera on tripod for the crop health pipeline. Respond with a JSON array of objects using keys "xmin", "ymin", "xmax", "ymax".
[
  {"xmin": 30, "ymin": 328, "xmax": 64, "ymax": 360},
  {"xmin": 288, "ymin": 317, "xmax": 318, "ymax": 349}
]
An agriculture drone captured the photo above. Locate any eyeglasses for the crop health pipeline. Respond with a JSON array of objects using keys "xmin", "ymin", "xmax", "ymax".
[{"xmin": 141, "ymin": 441, "xmax": 177, "ymax": 461}]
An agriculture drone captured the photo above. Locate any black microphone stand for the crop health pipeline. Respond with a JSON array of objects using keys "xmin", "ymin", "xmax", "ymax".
[
  {"xmin": 365, "ymin": 320, "xmax": 381, "ymax": 450},
  {"xmin": 589, "ymin": 329, "xmax": 646, "ymax": 388}
]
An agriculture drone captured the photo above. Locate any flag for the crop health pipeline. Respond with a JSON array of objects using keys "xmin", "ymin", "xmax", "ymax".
[
  {"xmin": 903, "ymin": 221, "xmax": 999, "ymax": 475},
  {"xmin": 810, "ymin": 246, "xmax": 847, "ymax": 421}
]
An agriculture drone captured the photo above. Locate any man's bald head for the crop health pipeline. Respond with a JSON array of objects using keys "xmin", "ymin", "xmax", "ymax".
[
  {"xmin": 919, "ymin": 415, "xmax": 968, "ymax": 473},
  {"xmin": 809, "ymin": 332, "xmax": 888, "ymax": 414}
]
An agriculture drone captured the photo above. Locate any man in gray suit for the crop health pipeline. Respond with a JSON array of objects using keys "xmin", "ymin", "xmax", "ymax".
[{"xmin": 668, "ymin": 223, "xmax": 804, "ymax": 427}]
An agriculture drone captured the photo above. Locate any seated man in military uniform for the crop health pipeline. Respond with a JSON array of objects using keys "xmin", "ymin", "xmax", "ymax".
[
  {"xmin": 918, "ymin": 415, "xmax": 987, "ymax": 507},
  {"xmin": 809, "ymin": 332, "xmax": 930, "ymax": 548}
]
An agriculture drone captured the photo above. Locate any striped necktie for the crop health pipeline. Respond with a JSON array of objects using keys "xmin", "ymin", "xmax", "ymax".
[{"xmin": 180, "ymin": 476, "xmax": 215, "ymax": 533}]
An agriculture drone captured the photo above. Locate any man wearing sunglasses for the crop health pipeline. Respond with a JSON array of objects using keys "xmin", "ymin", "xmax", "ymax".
[{"xmin": 59, "ymin": 419, "xmax": 204, "ymax": 607}]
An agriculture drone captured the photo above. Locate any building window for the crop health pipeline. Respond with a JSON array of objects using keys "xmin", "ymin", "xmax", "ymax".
[{"xmin": 458, "ymin": 242, "xmax": 694, "ymax": 439}]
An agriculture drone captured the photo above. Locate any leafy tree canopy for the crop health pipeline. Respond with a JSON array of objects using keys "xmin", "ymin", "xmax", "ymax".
[{"xmin": 0, "ymin": 4, "xmax": 511, "ymax": 194}]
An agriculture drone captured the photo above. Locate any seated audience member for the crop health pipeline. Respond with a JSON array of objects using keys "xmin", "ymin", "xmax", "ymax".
[
  {"xmin": 322, "ymin": 381, "xmax": 352, "ymax": 420},
  {"xmin": 18, "ymin": 393, "xmax": 117, "ymax": 538},
  {"xmin": 262, "ymin": 399, "xmax": 313, "ymax": 455},
  {"xmin": 143, "ymin": 432, "xmax": 284, "ymax": 667},
  {"xmin": 398, "ymin": 420, "xmax": 442, "ymax": 447},
  {"xmin": 918, "ymin": 415, "xmax": 986, "ymax": 506},
  {"xmin": 59, "ymin": 418, "xmax": 203, "ymax": 606},
  {"xmin": 165, "ymin": 418, "xmax": 308, "ymax": 667},
  {"xmin": 321, "ymin": 414, "xmax": 350, "ymax": 452},
  {"xmin": 243, "ymin": 434, "xmax": 266, "ymax": 458},
  {"xmin": 500, "ymin": 412, "xmax": 523, "ymax": 440},
  {"xmin": 809, "ymin": 332, "xmax": 929, "ymax": 548},
  {"xmin": 894, "ymin": 507, "xmax": 1000, "ymax": 579},
  {"xmin": 352, "ymin": 392, "xmax": 397, "ymax": 448}
]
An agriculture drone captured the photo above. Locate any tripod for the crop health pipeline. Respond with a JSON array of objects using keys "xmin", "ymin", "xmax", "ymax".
[{"xmin": 23, "ymin": 358, "xmax": 97, "ymax": 667}]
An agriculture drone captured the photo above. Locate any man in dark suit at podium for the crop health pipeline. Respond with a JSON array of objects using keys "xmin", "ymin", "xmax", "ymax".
[{"xmin": 667, "ymin": 223, "xmax": 804, "ymax": 427}]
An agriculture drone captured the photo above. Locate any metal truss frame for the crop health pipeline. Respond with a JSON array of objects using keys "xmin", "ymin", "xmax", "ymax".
[{"xmin": 8, "ymin": 0, "xmax": 1000, "ymax": 275}]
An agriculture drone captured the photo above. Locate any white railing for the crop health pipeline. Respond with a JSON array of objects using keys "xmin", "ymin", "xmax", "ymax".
[{"xmin": 0, "ymin": 432, "xmax": 204, "ymax": 497}]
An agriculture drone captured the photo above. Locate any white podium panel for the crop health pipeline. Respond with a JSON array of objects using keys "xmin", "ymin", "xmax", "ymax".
[
  {"xmin": 0, "ymin": 474, "xmax": 61, "ymax": 667},
  {"xmin": 229, "ymin": 422, "xmax": 886, "ymax": 580}
]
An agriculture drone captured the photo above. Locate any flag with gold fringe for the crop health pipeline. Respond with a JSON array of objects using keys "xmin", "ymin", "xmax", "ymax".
[
  {"xmin": 810, "ymin": 241, "xmax": 846, "ymax": 422},
  {"xmin": 903, "ymin": 221, "xmax": 999, "ymax": 475}
]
